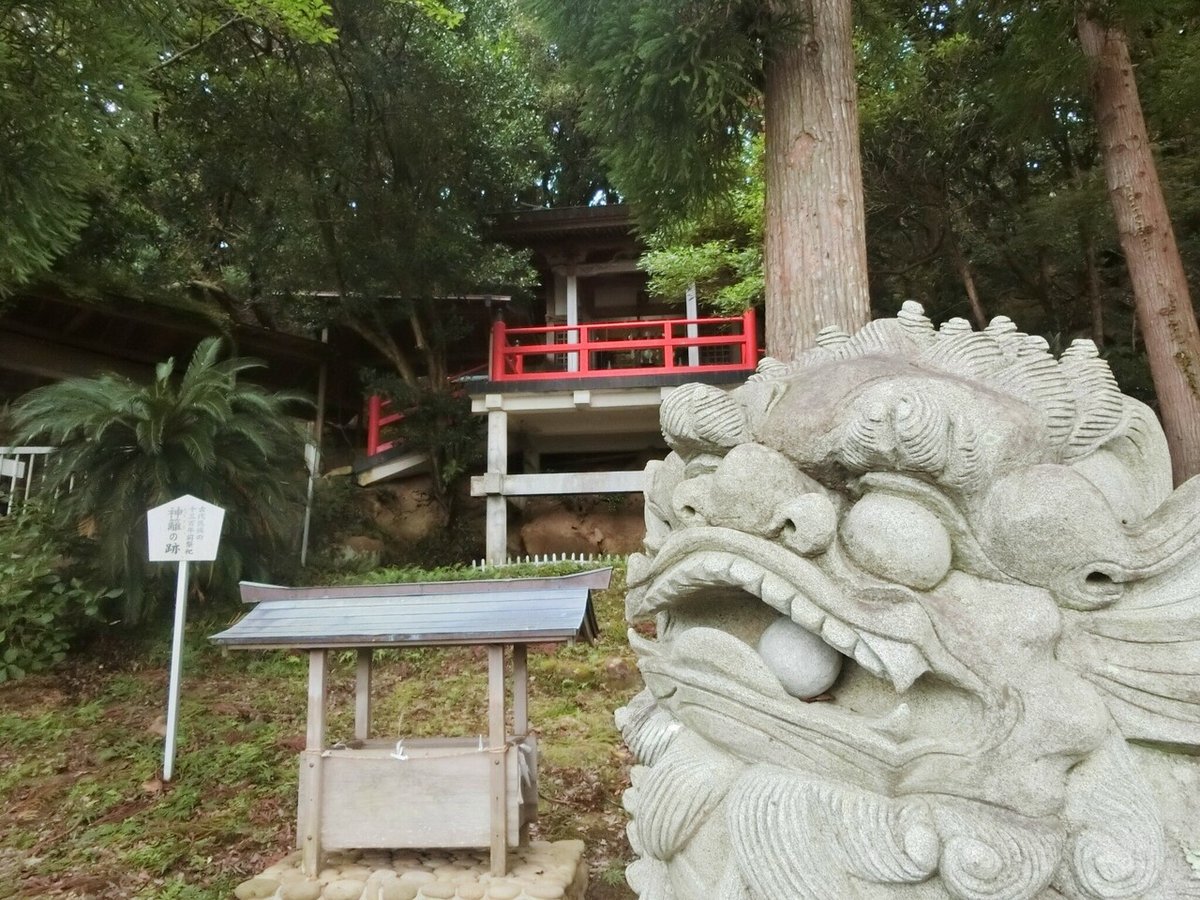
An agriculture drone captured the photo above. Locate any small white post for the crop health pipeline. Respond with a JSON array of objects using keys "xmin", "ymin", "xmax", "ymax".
[
  {"xmin": 686, "ymin": 283, "xmax": 700, "ymax": 368},
  {"xmin": 163, "ymin": 559, "xmax": 190, "ymax": 781},
  {"xmin": 485, "ymin": 408, "xmax": 508, "ymax": 566},
  {"xmin": 147, "ymin": 494, "xmax": 225, "ymax": 782},
  {"xmin": 566, "ymin": 272, "xmax": 579, "ymax": 373}
]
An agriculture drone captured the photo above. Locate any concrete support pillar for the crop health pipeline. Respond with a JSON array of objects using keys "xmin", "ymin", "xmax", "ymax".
[
  {"xmin": 566, "ymin": 272, "xmax": 579, "ymax": 373},
  {"xmin": 485, "ymin": 407, "xmax": 508, "ymax": 565},
  {"xmin": 686, "ymin": 283, "xmax": 700, "ymax": 368}
]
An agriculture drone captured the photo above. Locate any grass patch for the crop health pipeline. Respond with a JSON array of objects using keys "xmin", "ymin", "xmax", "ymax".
[{"xmin": 0, "ymin": 564, "xmax": 638, "ymax": 898}]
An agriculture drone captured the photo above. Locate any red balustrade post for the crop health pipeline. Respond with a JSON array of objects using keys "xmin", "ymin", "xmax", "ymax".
[
  {"xmin": 366, "ymin": 395, "xmax": 382, "ymax": 456},
  {"xmin": 663, "ymin": 320, "xmax": 676, "ymax": 371},
  {"xmin": 742, "ymin": 308, "xmax": 758, "ymax": 366},
  {"xmin": 578, "ymin": 323, "xmax": 591, "ymax": 375},
  {"xmin": 491, "ymin": 321, "xmax": 508, "ymax": 380}
]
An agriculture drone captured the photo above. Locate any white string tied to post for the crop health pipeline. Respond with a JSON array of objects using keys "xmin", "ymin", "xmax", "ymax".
[{"xmin": 343, "ymin": 736, "xmax": 519, "ymax": 761}]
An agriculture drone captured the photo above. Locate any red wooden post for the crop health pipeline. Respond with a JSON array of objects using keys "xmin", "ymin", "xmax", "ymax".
[
  {"xmin": 491, "ymin": 322, "xmax": 508, "ymax": 380},
  {"xmin": 578, "ymin": 323, "xmax": 591, "ymax": 375},
  {"xmin": 742, "ymin": 308, "xmax": 758, "ymax": 366},
  {"xmin": 366, "ymin": 396, "xmax": 382, "ymax": 456}
]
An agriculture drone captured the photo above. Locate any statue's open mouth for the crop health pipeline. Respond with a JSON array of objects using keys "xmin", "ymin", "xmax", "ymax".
[{"xmin": 625, "ymin": 527, "xmax": 997, "ymax": 786}]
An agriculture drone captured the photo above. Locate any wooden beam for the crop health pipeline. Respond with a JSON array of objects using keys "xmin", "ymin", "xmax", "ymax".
[
  {"xmin": 554, "ymin": 259, "xmax": 642, "ymax": 278},
  {"xmin": 487, "ymin": 645, "xmax": 507, "ymax": 876},
  {"xmin": 306, "ymin": 650, "xmax": 328, "ymax": 750},
  {"xmin": 685, "ymin": 283, "xmax": 700, "ymax": 368},
  {"xmin": 0, "ymin": 332, "xmax": 150, "ymax": 382},
  {"xmin": 470, "ymin": 386, "xmax": 673, "ymax": 414},
  {"xmin": 355, "ymin": 450, "xmax": 431, "ymax": 487},
  {"xmin": 472, "ymin": 470, "xmax": 645, "ymax": 498}
]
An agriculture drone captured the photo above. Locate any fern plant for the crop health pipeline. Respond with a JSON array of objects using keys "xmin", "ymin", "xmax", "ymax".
[{"xmin": 11, "ymin": 337, "xmax": 309, "ymax": 624}]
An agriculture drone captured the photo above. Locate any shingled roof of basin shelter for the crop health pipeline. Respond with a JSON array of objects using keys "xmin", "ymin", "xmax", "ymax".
[{"xmin": 210, "ymin": 568, "xmax": 611, "ymax": 650}]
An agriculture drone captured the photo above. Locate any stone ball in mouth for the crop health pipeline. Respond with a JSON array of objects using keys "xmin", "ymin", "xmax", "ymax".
[{"xmin": 757, "ymin": 615, "xmax": 844, "ymax": 699}]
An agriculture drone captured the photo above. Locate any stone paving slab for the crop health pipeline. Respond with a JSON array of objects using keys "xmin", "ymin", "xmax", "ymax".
[{"xmin": 233, "ymin": 841, "xmax": 588, "ymax": 900}]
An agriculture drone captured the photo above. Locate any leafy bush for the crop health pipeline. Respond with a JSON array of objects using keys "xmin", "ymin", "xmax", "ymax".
[
  {"xmin": 366, "ymin": 372, "xmax": 484, "ymax": 507},
  {"xmin": 10, "ymin": 338, "xmax": 310, "ymax": 624},
  {"xmin": 333, "ymin": 558, "xmax": 615, "ymax": 585},
  {"xmin": 0, "ymin": 507, "xmax": 116, "ymax": 681}
]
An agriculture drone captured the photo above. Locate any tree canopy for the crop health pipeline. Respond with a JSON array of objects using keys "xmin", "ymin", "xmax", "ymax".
[
  {"xmin": 0, "ymin": 0, "xmax": 339, "ymax": 297},
  {"xmin": 6, "ymin": 0, "xmax": 1200, "ymax": 471}
]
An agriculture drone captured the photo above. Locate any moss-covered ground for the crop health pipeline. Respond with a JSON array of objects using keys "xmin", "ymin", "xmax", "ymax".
[{"xmin": 0, "ymin": 567, "xmax": 638, "ymax": 899}]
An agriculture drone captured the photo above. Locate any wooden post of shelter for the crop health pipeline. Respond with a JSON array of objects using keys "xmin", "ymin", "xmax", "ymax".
[
  {"xmin": 301, "ymin": 649, "xmax": 328, "ymax": 877},
  {"xmin": 487, "ymin": 645, "xmax": 508, "ymax": 876}
]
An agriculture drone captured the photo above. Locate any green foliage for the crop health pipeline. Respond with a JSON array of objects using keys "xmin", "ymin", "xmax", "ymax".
[
  {"xmin": 367, "ymin": 372, "xmax": 484, "ymax": 497},
  {"xmin": 848, "ymin": 0, "xmax": 1200, "ymax": 405},
  {"xmin": 0, "ymin": 505, "xmax": 115, "ymax": 681},
  {"xmin": 0, "ymin": 0, "xmax": 341, "ymax": 298},
  {"xmin": 641, "ymin": 134, "xmax": 765, "ymax": 313},
  {"xmin": 0, "ymin": 3, "xmax": 157, "ymax": 296},
  {"xmin": 334, "ymin": 559, "xmax": 613, "ymax": 585},
  {"xmin": 527, "ymin": 0, "xmax": 776, "ymax": 228},
  {"xmin": 227, "ymin": 0, "xmax": 337, "ymax": 42},
  {"xmin": 10, "ymin": 338, "xmax": 309, "ymax": 625}
]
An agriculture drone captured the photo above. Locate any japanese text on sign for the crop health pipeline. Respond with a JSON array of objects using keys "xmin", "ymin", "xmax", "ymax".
[{"xmin": 147, "ymin": 495, "xmax": 225, "ymax": 562}]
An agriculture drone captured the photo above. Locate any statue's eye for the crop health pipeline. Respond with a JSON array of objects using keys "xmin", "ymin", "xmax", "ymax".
[{"xmin": 840, "ymin": 492, "xmax": 952, "ymax": 591}]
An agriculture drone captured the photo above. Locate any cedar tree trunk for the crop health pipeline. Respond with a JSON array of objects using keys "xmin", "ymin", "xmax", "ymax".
[
  {"xmin": 763, "ymin": 0, "xmax": 871, "ymax": 360},
  {"xmin": 1077, "ymin": 10, "xmax": 1200, "ymax": 484}
]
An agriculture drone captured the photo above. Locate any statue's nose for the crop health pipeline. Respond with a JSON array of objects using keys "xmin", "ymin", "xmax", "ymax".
[
  {"xmin": 671, "ymin": 473, "xmax": 715, "ymax": 528},
  {"xmin": 669, "ymin": 444, "xmax": 838, "ymax": 556}
]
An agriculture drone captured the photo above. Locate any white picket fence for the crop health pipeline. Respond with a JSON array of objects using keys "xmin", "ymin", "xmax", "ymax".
[
  {"xmin": 471, "ymin": 552, "xmax": 625, "ymax": 569},
  {"xmin": 0, "ymin": 446, "xmax": 55, "ymax": 516}
]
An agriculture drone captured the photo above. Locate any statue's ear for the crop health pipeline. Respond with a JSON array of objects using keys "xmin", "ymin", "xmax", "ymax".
[
  {"xmin": 732, "ymin": 378, "xmax": 784, "ymax": 437},
  {"xmin": 1071, "ymin": 398, "xmax": 1172, "ymax": 522},
  {"xmin": 660, "ymin": 383, "xmax": 748, "ymax": 458}
]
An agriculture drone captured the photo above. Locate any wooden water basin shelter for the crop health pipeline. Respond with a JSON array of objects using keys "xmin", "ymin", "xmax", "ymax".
[{"xmin": 210, "ymin": 568, "xmax": 611, "ymax": 878}]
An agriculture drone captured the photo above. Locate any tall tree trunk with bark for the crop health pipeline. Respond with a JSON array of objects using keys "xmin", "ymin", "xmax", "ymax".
[
  {"xmin": 1077, "ymin": 10, "xmax": 1200, "ymax": 484},
  {"xmin": 763, "ymin": 0, "xmax": 871, "ymax": 360}
]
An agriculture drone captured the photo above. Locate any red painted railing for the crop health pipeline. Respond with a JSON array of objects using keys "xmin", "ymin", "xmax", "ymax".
[
  {"xmin": 364, "ymin": 313, "xmax": 759, "ymax": 457},
  {"xmin": 365, "ymin": 365, "xmax": 486, "ymax": 458},
  {"xmin": 365, "ymin": 395, "xmax": 405, "ymax": 457},
  {"xmin": 490, "ymin": 309, "xmax": 758, "ymax": 382}
]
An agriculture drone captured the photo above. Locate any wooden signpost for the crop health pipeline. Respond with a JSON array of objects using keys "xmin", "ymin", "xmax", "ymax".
[{"xmin": 147, "ymin": 494, "xmax": 225, "ymax": 781}]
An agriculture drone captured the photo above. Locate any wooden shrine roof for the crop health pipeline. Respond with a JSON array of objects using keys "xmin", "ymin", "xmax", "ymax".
[{"xmin": 210, "ymin": 569, "xmax": 610, "ymax": 650}]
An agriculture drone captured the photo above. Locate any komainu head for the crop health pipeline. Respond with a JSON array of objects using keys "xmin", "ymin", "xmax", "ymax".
[{"xmin": 619, "ymin": 303, "xmax": 1200, "ymax": 899}]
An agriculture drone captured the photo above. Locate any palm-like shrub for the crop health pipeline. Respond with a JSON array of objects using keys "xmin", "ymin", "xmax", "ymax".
[{"xmin": 11, "ymin": 338, "xmax": 309, "ymax": 624}]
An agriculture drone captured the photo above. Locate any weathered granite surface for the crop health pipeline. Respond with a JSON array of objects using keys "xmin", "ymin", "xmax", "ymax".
[
  {"xmin": 619, "ymin": 303, "xmax": 1200, "ymax": 899},
  {"xmin": 232, "ymin": 842, "xmax": 587, "ymax": 900}
]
